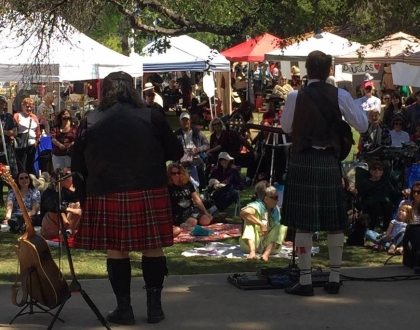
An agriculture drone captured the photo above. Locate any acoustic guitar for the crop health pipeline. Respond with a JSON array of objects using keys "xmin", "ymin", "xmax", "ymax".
[{"xmin": 0, "ymin": 164, "xmax": 68, "ymax": 308}]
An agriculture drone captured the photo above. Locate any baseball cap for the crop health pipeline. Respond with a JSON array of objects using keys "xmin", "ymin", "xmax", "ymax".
[
  {"xmin": 363, "ymin": 81, "xmax": 374, "ymax": 88},
  {"xmin": 180, "ymin": 112, "xmax": 190, "ymax": 120}
]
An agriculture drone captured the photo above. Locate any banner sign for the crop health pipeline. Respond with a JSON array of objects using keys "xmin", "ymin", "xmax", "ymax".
[{"xmin": 341, "ymin": 63, "xmax": 381, "ymax": 75}]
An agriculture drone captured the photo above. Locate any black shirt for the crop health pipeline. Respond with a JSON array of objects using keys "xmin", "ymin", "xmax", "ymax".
[
  {"xmin": 0, "ymin": 112, "xmax": 16, "ymax": 150},
  {"xmin": 168, "ymin": 181, "xmax": 195, "ymax": 217}
]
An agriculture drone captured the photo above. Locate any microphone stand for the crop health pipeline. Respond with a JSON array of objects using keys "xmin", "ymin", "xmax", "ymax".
[{"xmin": 48, "ymin": 172, "xmax": 111, "ymax": 330}]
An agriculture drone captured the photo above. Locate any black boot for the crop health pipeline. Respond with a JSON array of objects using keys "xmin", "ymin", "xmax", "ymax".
[
  {"xmin": 142, "ymin": 256, "xmax": 168, "ymax": 324},
  {"xmin": 106, "ymin": 296, "xmax": 135, "ymax": 325},
  {"xmin": 106, "ymin": 258, "xmax": 135, "ymax": 325},
  {"xmin": 145, "ymin": 286, "xmax": 165, "ymax": 323}
]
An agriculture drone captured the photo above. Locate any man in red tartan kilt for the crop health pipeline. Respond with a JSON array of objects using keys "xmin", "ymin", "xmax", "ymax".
[
  {"xmin": 280, "ymin": 51, "xmax": 368, "ymax": 296},
  {"xmin": 72, "ymin": 72, "xmax": 184, "ymax": 325}
]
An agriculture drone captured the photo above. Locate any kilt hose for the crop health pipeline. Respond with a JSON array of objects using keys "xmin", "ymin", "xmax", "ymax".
[
  {"xmin": 281, "ymin": 148, "xmax": 348, "ymax": 232},
  {"xmin": 75, "ymin": 187, "xmax": 174, "ymax": 252}
]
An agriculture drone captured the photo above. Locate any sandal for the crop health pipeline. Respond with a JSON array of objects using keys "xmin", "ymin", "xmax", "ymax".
[{"xmin": 387, "ymin": 248, "xmax": 395, "ymax": 255}]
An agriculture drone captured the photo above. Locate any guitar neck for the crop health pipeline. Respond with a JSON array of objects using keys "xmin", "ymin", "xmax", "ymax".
[{"xmin": 12, "ymin": 188, "xmax": 35, "ymax": 238}]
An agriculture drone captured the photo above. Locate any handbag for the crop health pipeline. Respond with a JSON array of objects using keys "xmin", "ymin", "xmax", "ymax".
[
  {"xmin": 14, "ymin": 119, "xmax": 32, "ymax": 149},
  {"xmin": 303, "ymin": 85, "xmax": 354, "ymax": 161}
]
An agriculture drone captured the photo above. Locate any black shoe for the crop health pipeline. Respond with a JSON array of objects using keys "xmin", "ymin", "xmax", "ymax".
[
  {"xmin": 146, "ymin": 287, "xmax": 165, "ymax": 324},
  {"xmin": 284, "ymin": 283, "xmax": 314, "ymax": 296},
  {"xmin": 324, "ymin": 282, "xmax": 340, "ymax": 294},
  {"xmin": 7, "ymin": 219, "xmax": 19, "ymax": 234},
  {"xmin": 106, "ymin": 306, "xmax": 135, "ymax": 325}
]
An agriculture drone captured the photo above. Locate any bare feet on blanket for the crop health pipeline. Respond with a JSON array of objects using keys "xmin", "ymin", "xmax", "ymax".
[
  {"xmin": 261, "ymin": 253, "xmax": 270, "ymax": 261},
  {"xmin": 247, "ymin": 252, "xmax": 258, "ymax": 260}
]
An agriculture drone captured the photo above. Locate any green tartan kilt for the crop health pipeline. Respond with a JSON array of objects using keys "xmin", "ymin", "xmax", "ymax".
[{"xmin": 281, "ymin": 148, "xmax": 348, "ymax": 232}]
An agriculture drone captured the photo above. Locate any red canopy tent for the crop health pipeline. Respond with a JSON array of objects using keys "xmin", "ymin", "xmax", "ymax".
[{"xmin": 221, "ymin": 33, "xmax": 283, "ymax": 62}]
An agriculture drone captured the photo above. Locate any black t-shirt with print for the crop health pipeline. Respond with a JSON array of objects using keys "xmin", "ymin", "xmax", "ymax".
[{"xmin": 168, "ymin": 181, "xmax": 196, "ymax": 217}]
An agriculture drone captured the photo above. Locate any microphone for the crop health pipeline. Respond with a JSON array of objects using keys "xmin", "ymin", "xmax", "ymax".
[{"xmin": 55, "ymin": 171, "xmax": 84, "ymax": 182}]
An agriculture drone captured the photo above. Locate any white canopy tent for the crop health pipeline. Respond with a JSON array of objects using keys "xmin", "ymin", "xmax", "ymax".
[
  {"xmin": 264, "ymin": 32, "xmax": 362, "ymax": 61},
  {"xmin": 0, "ymin": 22, "xmax": 143, "ymax": 82},
  {"xmin": 137, "ymin": 35, "xmax": 230, "ymax": 72},
  {"xmin": 335, "ymin": 32, "xmax": 420, "ymax": 65}
]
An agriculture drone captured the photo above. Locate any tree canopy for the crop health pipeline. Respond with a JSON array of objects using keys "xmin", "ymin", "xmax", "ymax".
[{"xmin": 1, "ymin": 0, "xmax": 420, "ymax": 56}]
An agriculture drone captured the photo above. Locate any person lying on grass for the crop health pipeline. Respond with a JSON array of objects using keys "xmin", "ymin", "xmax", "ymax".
[{"xmin": 239, "ymin": 181, "xmax": 286, "ymax": 261}]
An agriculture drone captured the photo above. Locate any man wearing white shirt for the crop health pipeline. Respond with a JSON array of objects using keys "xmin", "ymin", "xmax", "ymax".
[
  {"xmin": 356, "ymin": 81, "xmax": 381, "ymax": 115},
  {"xmin": 389, "ymin": 117, "xmax": 410, "ymax": 147},
  {"xmin": 280, "ymin": 51, "xmax": 368, "ymax": 297}
]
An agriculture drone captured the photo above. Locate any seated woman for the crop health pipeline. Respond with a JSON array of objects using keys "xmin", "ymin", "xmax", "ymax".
[
  {"xmin": 389, "ymin": 117, "xmax": 410, "ymax": 147},
  {"xmin": 359, "ymin": 110, "xmax": 391, "ymax": 156},
  {"xmin": 356, "ymin": 161, "xmax": 401, "ymax": 231},
  {"xmin": 239, "ymin": 181, "xmax": 286, "ymax": 261},
  {"xmin": 3, "ymin": 171, "xmax": 41, "ymax": 233},
  {"xmin": 400, "ymin": 181, "xmax": 420, "ymax": 224},
  {"xmin": 207, "ymin": 152, "xmax": 242, "ymax": 215},
  {"xmin": 365, "ymin": 204, "xmax": 414, "ymax": 254},
  {"xmin": 40, "ymin": 167, "xmax": 82, "ymax": 239},
  {"xmin": 206, "ymin": 118, "xmax": 232, "ymax": 163},
  {"xmin": 167, "ymin": 164, "xmax": 212, "ymax": 232}
]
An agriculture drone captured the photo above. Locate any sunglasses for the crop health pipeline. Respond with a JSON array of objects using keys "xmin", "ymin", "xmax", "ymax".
[
  {"xmin": 24, "ymin": 105, "xmax": 33, "ymax": 109},
  {"xmin": 394, "ymin": 122, "xmax": 403, "ymax": 126},
  {"xmin": 268, "ymin": 195, "xmax": 279, "ymax": 200},
  {"xmin": 371, "ymin": 167, "xmax": 383, "ymax": 171},
  {"xmin": 19, "ymin": 176, "xmax": 29, "ymax": 180},
  {"xmin": 145, "ymin": 93, "xmax": 155, "ymax": 97},
  {"xmin": 413, "ymin": 190, "xmax": 420, "ymax": 195},
  {"xmin": 171, "ymin": 171, "xmax": 181, "ymax": 176},
  {"xmin": 213, "ymin": 122, "xmax": 222, "ymax": 126},
  {"xmin": 62, "ymin": 117, "xmax": 71, "ymax": 120}
]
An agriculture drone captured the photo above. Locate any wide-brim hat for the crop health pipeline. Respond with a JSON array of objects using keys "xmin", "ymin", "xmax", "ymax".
[
  {"xmin": 218, "ymin": 152, "xmax": 234, "ymax": 161},
  {"xmin": 232, "ymin": 92, "xmax": 241, "ymax": 103},
  {"xmin": 144, "ymin": 82, "xmax": 155, "ymax": 91},
  {"xmin": 363, "ymin": 73, "xmax": 374, "ymax": 81}
]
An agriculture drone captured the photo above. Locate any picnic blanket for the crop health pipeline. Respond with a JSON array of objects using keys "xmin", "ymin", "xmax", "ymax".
[
  {"xmin": 174, "ymin": 223, "xmax": 242, "ymax": 243},
  {"xmin": 181, "ymin": 242, "xmax": 320, "ymax": 259}
]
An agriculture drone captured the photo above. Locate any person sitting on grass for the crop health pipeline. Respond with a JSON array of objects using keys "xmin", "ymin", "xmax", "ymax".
[
  {"xmin": 3, "ymin": 171, "xmax": 41, "ymax": 233},
  {"xmin": 207, "ymin": 152, "xmax": 242, "ymax": 216},
  {"xmin": 239, "ymin": 181, "xmax": 286, "ymax": 261},
  {"xmin": 167, "ymin": 163, "xmax": 212, "ymax": 233},
  {"xmin": 365, "ymin": 204, "xmax": 414, "ymax": 255}
]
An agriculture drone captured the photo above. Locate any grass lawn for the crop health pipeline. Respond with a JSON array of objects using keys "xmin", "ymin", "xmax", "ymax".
[{"xmin": 0, "ymin": 111, "xmax": 389, "ymax": 284}]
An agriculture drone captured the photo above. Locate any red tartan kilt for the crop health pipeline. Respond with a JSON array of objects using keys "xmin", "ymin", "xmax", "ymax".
[{"xmin": 74, "ymin": 187, "xmax": 174, "ymax": 252}]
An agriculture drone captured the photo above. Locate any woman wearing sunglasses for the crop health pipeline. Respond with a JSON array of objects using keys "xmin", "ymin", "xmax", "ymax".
[
  {"xmin": 167, "ymin": 163, "xmax": 212, "ymax": 232},
  {"xmin": 50, "ymin": 110, "xmax": 78, "ymax": 170},
  {"xmin": 389, "ymin": 117, "xmax": 410, "ymax": 147},
  {"xmin": 239, "ymin": 181, "xmax": 285, "ymax": 261},
  {"xmin": 2, "ymin": 170, "xmax": 41, "ymax": 232},
  {"xmin": 401, "ymin": 181, "xmax": 420, "ymax": 224}
]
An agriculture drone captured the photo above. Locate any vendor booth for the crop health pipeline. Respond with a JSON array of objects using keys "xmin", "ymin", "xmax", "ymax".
[
  {"xmin": 264, "ymin": 32, "xmax": 362, "ymax": 78},
  {"xmin": 0, "ymin": 22, "xmax": 143, "ymax": 82},
  {"xmin": 136, "ymin": 35, "xmax": 231, "ymax": 115}
]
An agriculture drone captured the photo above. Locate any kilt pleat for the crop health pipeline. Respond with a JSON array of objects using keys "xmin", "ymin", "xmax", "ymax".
[
  {"xmin": 75, "ymin": 187, "xmax": 174, "ymax": 251},
  {"xmin": 281, "ymin": 149, "xmax": 348, "ymax": 231}
]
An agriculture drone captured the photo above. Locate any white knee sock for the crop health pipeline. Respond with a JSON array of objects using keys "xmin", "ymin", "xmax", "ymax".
[
  {"xmin": 327, "ymin": 233, "xmax": 344, "ymax": 283},
  {"xmin": 295, "ymin": 232, "xmax": 313, "ymax": 285}
]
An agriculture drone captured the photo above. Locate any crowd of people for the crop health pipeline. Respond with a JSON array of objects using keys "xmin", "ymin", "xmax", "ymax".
[{"xmin": 2, "ymin": 51, "xmax": 420, "ymax": 326}]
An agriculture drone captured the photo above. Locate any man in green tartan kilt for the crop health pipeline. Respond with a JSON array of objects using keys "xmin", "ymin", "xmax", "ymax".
[{"xmin": 280, "ymin": 51, "xmax": 368, "ymax": 296}]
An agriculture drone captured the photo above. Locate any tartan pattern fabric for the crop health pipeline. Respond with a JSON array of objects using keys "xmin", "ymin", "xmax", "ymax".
[
  {"xmin": 281, "ymin": 149, "xmax": 348, "ymax": 232},
  {"xmin": 75, "ymin": 187, "xmax": 174, "ymax": 251}
]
